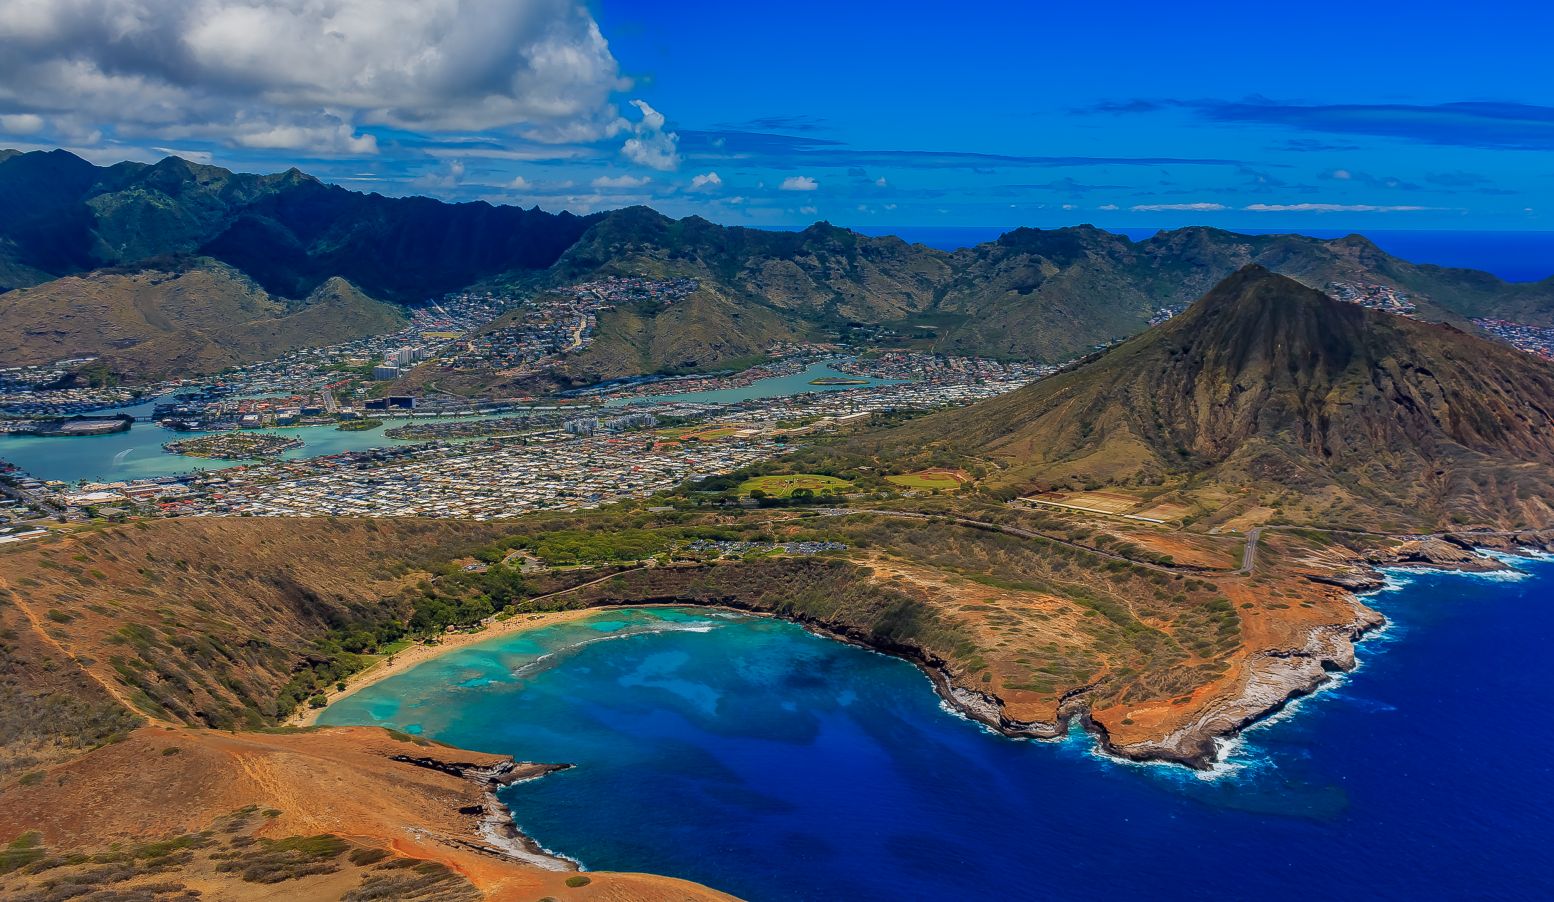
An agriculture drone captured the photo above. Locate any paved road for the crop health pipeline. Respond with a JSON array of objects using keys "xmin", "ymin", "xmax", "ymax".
[
  {"xmin": 1238, "ymin": 527, "xmax": 1262, "ymax": 574},
  {"xmin": 0, "ymin": 476, "xmax": 65, "ymax": 520}
]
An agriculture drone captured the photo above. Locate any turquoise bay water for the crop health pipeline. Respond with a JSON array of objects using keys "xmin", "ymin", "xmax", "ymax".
[
  {"xmin": 604, "ymin": 361, "xmax": 898, "ymax": 408},
  {"xmin": 321, "ymin": 561, "xmax": 1554, "ymax": 901},
  {"xmin": 1, "ymin": 362, "xmax": 889, "ymax": 483},
  {"xmin": 0, "ymin": 414, "xmax": 489, "ymax": 484}
]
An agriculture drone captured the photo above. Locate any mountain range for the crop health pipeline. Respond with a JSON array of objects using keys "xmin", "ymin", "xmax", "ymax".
[
  {"xmin": 865, "ymin": 265, "xmax": 1554, "ymax": 530},
  {"xmin": 4, "ymin": 149, "xmax": 1554, "ymax": 384}
]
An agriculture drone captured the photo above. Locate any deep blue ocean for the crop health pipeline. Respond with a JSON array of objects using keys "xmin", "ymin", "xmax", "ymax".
[
  {"xmin": 321, "ymin": 560, "xmax": 1554, "ymax": 901},
  {"xmin": 850, "ymin": 227, "xmax": 1554, "ymax": 283}
]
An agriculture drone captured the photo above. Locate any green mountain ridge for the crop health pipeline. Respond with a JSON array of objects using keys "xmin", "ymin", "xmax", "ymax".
[
  {"xmin": 4, "ymin": 149, "xmax": 1554, "ymax": 383},
  {"xmin": 530, "ymin": 207, "xmax": 1554, "ymax": 382},
  {"xmin": 0, "ymin": 149, "xmax": 595, "ymax": 301},
  {"xmin": 0, "ymin": 257, "xmax": 405, "ymax": 381}
]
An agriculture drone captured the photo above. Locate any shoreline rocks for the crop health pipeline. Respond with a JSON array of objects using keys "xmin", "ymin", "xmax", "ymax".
[{"xmin": 389, "ymin": 752, "xmax": 578, "ymax": 871}]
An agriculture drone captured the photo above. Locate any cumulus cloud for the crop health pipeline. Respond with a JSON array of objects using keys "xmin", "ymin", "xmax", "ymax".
[
  {"xmin": 152, "ymin": 146, "xmax": 213, "ymax": 163},
  {"xmin": 1130, "ymin": 202, "xmax": 1227, "ymax": 212},
  {"xmin": 591, "ymin": 174, "xmax": 650, "ymax": 188},
  {"xmin": 234, "ymin": 122, "xmax": 378, "ymax": 154},
  {"xmin": 0, "ymin": 0, "xmax": 630, "ymax": 153},
  {"xmin": 413, "ymin": 158, "xmax": 467, "ymax": 189},
  {"xmin": 780, "ymin": 175, "xmax": 819, "ymax": 191},
  {"xmin": 689, "ymin": 171, "xmax": 722, "ymax": 190},
  {"xmin": 0, "ymin": 112, "xmax": 43, "ymax": 134},
  {"xmin": 620, "ymin": 99, "xmax": 679, "ymax": 170}
]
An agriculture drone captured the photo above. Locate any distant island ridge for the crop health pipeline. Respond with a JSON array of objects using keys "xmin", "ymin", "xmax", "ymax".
[{"xmin": 839, "ymin": 225, "xmax": 1554, "ymax": 283}]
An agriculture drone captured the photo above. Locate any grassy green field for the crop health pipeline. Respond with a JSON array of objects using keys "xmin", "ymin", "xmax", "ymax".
[
  {"xmin": 885, "ymin": 469, "xmax": 969, "ymax": 491},
  {"xmin": 377, "ymin": 639, "xmax": 413, "ymax": 656},
  {"xmin": 657, "ymin": 424, "xmax": 744, "ymax": 441},
  {"xmin": 739, "ymin": 474, "xmax": 852, "ymax": 497}
]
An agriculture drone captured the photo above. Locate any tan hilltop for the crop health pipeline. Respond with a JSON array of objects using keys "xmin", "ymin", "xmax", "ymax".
[
  {"xmin": 0, "ymin": 725, "xmax": 731, "ymax": 902},
  {"xmin": 861, "ymin": 265, "xmax": 1554, "ymax": 532}
]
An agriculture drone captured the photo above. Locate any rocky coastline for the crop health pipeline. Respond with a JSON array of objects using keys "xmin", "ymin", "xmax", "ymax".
[
  {"xmin": 390, "ymin": 752, "xmax": 579, "ymax": 871},
  {"xmin": 1102, "ymin": 602, "xmax": 1387, "ymax": 769},
  {"xmin": 329, "ymin": 532, "xmax": 1553, "ymax": 781},
  {"xmin": 594, "ymin": 536, "xmax": 1531, "ymax": 771}
]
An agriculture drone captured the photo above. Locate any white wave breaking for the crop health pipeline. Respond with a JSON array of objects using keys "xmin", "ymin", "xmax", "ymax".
[{"xmin": 511, "ymin": 621, "xmax": 719, "ymax": 678}]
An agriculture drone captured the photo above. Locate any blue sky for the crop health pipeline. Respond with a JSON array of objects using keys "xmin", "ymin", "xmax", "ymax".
[{"xmin": 2, "ymin": 0, "xmax": 1551, "ymax": 230}]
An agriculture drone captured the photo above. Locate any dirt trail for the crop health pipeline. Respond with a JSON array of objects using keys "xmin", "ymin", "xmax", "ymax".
[{"xmin": 0, "ymin": 571, "xmax": 149, "ymax": 719}]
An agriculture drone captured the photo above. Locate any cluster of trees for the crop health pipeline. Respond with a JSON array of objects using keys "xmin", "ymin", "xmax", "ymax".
[
  {"xmin": 748, "ymin": 487, "xmax": 840, "ymax": 507},
  {"xmin": 276, "ymin": 564, "xmax": 533, "ymax": 716},
  {"xmin": 518, "ymin": 528, "xmax": 675, "ymax": 566}
]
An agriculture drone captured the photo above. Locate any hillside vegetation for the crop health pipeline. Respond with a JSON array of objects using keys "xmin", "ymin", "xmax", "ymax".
[
  {"xmin": 5, "ymin": 150, "xmax": 1554, "ymax": 383},
  {"xmin": 0, "ymin": 150, "xmax": 592, "ymax": 300},
  {"xmin": 0, "ymin": 259, "xmax": 404, "ymax": 379},
  {"xmin": 0, "ymin": 517, "xmax": 507, "ymax": 759},
  {"xmin": 537, "ymin": 208, "xmax": 1554, "ymax": 373},
  {"xmin": 863, "ymin": 266, "xmax": 1554, "ymax": 530}
]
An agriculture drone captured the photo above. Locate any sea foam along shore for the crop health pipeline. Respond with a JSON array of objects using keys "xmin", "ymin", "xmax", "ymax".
[
  {"xmin": 291, "ymin": 606, "xmax": 621, "ymax": 726},
  {"xmin": 305, "ymin": 594, "xmax": 1380, "ymax": 773},
  {"xmin": 304, "ymin": 543, "xmax": 1533, "ymax": 774}
]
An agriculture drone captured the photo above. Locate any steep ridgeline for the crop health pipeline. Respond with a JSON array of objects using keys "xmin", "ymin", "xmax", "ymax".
[
  {"xmin": 869, "ymin": 266, "xmax": 1554, "ymax": 530},
  {"xmin": 0, "ymin": 259, "xmax": 405, "ymax": 381},
  {"xmin": 0, "ymin": 149, "xmax": 594, "ymax": 380},
  {"xmin": 540, "ymin": 207, "xmax": 1554, "ymax": 378},
  {"xmin": 5, "ymin": 150, "xmax": 1554, "ymax": 384},
  {"xmin": 0, "ymin": 149, "xmax": 595, "ymax": 300}
]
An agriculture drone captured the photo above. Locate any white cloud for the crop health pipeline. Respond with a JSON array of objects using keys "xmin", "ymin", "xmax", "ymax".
[
  {"xmin": 508, "ymin": 175, "xmax": 531, "ymax": 190},
  {"xmin": 689, "ymin": 171, "xmax": 722, "ymax": 190},
  {"xmin": 620, "ymin": 99, "xmax": 679, "ymax": 170},
  {"xmin": 0, "ymin": 112, "xmax": 43, "ymax": 134},
  {"xmin": 1130, "ymin": 202, "xmax": 1227, "ymax": 212},
  {"xmin": 413, "ymin": 159, "xmax": 466, "ymax": 189},
  {"xmin": 1329, "ymin": 169, "xmax": 1353, "ymax": 180},
  {"xmin": 592, "ymin": 174, "xmax": 650, "ymax": 188},
  {"xmin": 780, "ymin": 175, "xmax": 819, "ymax": 191},
  {"xmin": 152, "ymin": 146, "xmax": 213, "ymax": 164},
  {"xmin": 874, "ymin": 176, "xmax": 888, "ymax": 187},
  {"xmin": 1098, "ymin": 203, "xmax": 1120, "ymax": 211},
  {"xmin": 1243, "ymin": 203, "xmax": 1432, "ymax": 213},
  {"xmin": 799, "ymin": 205, "xmax": 818, "ymax": 215},
  {"xmin": 0, "ymin": 0, "xmax": 630, "ymax": 153},
  {"xmin": 232, "ymin": 122, "xmax": 378, "ymax": 154}
]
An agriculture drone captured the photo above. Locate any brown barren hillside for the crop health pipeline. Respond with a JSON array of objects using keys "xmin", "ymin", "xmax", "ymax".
[
  {"xmin": 0, "ymin": 726, "xmax": 733, "ymax": 902},
  {"xmin": 870, "ymin": 265, "xmax": 1554, "ymax": 530},
  {"xmin": 0, "ymin": 516, "xmax": 736, "ymax": 901},
  {"xmin": 0, "ymin": 259, "xmax": 403, "ymax": 380},
  {"xmin": 0, "ymin": 517, "xmax": 506, "ymax": 749}
]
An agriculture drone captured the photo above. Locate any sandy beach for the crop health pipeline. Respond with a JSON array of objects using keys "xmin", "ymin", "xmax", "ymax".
[{"xmin": 291, "ymin": 605, "xmax": 618, "ymax": 726}]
